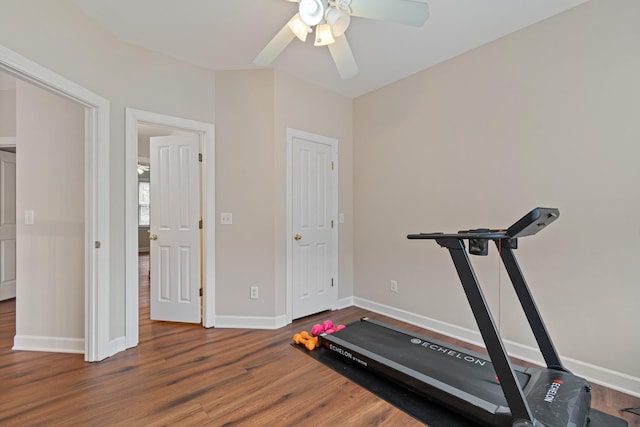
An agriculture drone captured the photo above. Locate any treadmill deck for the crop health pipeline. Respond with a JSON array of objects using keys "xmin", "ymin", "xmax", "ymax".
[{"xmin": 321, "ymin": 318, "xmax": 529, "ymax": 409}]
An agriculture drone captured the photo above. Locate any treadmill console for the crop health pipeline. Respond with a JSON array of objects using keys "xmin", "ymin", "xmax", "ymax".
[{"xmin": 507, "ymin": 207, "xmax": 559, "ymax": 239}]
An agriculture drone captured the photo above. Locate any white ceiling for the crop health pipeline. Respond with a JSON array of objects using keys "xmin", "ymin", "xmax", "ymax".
[{"xmin": 73, "ymin": 0, "xmax": 589, "ymax": 98}]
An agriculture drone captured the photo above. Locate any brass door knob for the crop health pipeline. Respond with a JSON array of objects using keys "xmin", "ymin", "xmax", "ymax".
[
  {"xmin": 294, "ymin": 234, "xmax": 302, "ymax": 241},
  {"xmin": 149, "ymin": 234, "xmax": 158, "ymax": 240}
]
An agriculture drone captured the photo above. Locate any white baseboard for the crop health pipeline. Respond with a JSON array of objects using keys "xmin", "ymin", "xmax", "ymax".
[
  {"xmin": 335, "ymin": 296, "xmax": 354, "ymax": 310},
  {"xmin": 353, "ymin": 297, "xmax": 640, "ymax": 398},
  {"xmin": 13, "ymin": 334, "xmax": 84, "ymax": 354},
  {"xmin": 214, "ymin": 314, "xmax": 288, "ymax": 329}
]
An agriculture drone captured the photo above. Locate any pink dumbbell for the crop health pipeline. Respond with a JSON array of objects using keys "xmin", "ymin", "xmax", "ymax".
[
  {"xmin": 324, "ymin": 324, "xmax": 346, "ymax": 334},
  {"xmin": 311, "ymin": 320, "xmax": 341, "ymax": 336}
]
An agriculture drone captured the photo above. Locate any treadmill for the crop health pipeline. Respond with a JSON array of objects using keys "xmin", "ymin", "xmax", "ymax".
[{"xmin": 319, "ymin": 208, "xmax": 592, "ymax": 427}]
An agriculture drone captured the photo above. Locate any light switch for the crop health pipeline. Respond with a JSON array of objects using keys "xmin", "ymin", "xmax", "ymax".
[
  {"xmin": 220, "ymin": 212, "xmax": 233, "ymax": 225},
  {"xmin": 339, "ymin": 213, "xmax": 345, "ymax": 224},
  {"xmin": 25, "ymin": 210, "xmax": 34, "ymax": 225}
]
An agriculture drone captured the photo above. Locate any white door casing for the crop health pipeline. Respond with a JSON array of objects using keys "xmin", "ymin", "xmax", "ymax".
[
  {"xmin": 149, "ymin": 134, "xmax": 201, "ymax": 323},
  {"xmin": 0, "ymin": 150, "xmax": 16, "ymax": 301},
  {"xmin": 125, "ymin": 109, "xmax": 215, "ymax": 347},
  {"xmin": 288, "ymin": 129, "xmax": 338, "ymax": 320},
  {"xmin": 0, "ymin": 44, "xmax": 110, "ymax": 362}
]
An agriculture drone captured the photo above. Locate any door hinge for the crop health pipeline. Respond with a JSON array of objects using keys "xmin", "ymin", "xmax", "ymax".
[
  {"xmin": 94, "ymin": 241, "xmax": 101, "ymax": 249},
  {"xmin": 331, "ymin": 220, "xmax": 334, "ymax": 229},
  {"xmin": 199, "ymin": 288, "xmax": 203, "ymax": 296},
  {"xmin": 331, "ymin": 161, "xmax": 334, "ymax": 170},
  {"xmin": 198, "ymin": 153, "xmax": 202, "ymax": 162},
  {"xmin": 331, "ymin": 278, "xmax": 334, "ymax": 287},
  {"xmin": 199, "ymin": 219, "xmax": 203, "ymax": 229}
]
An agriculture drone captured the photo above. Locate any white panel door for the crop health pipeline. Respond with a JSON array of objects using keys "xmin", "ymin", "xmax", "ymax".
[
  {"xmin": 150, "ymin": 134, "xmax": 201, "ymax": 323},
  {"xmin": 0, "ymin": 150, "xmax": 16, "ymax": 301},
  {"xmin": 292, "ymin": 135, "xmax": 337, "ymax": 319}
]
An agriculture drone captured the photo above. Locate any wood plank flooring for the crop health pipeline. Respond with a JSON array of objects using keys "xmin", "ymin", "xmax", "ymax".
[{"xmin": 0, "ymin": 254, "xmax": 637, "ymax": 426}]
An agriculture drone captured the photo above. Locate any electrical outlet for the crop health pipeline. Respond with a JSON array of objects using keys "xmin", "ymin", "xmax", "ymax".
[
  {"xmin": 220, "ymin": 212, "xmax": 233, "ymax": 225},
  {"xmin": 390, "ymin": 280, "xmax": 398, "ymax": 293},
  {"xmin": 250, "ymin": 286, "xmax": 259, "ymax": 300}
]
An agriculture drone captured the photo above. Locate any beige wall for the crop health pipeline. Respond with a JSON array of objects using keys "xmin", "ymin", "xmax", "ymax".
[
  {"xmin": 353, "ymin": 0, "xmax": 639, "ymax": 384},
  {"xmin": 15, "ymin": 80, "xmax": 85, "ymax": 343},
  {"xmin": 0, "ymin": 89, "xmax": 16, "ymax": 137},
  {"xmin": 214, "ymin": 70, "xmax": 277, "ymax": 317}
]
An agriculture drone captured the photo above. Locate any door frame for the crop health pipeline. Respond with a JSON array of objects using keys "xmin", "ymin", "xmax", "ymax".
[
  {"xmin": 0, "ymin": 44, "xmax": 110, "ymax": 362},
  {"xmin": 125, "ymin": 108, "xmax": 215, "ymax": 347},
  {"xmin": 286, "ymin": 128, "xmax": 338, "ymax": 324}
]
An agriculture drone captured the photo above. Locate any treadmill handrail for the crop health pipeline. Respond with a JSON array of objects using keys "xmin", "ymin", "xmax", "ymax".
[
  {"xmin": 407, "ymin": 207, "xmax": 559, "ymax": 241},
  {"xmin": 408, "ymin": 231, "xmax": 507, "ymax": 240}
]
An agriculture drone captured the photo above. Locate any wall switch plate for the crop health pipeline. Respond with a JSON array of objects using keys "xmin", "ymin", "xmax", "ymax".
[
  {"xmin": 24, "ymin": 210, "xmax": 34, "ymax": 225},
  {"xmin": 250, "ymin": 286, "xmax": 259, "ymax": 300},
  {"xmin": 220, "ymin": 212, "xmax": 233, "ymax": 225},
  {"xmin": 390, "ymin": 280, "xmax": 398, "ymax": 293}
]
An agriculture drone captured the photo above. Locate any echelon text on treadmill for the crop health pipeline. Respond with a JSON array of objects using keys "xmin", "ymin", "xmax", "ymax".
[
  {"xmin": 329, "ymin": 343, "xmax": 368, "ymax": 367},
  {"xmin": 411, "ymin": 338, "xmax": 487, "ymax": 367}
]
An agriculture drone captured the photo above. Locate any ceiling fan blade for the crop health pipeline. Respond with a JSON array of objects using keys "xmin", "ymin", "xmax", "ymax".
[
  {"xmin": 347, "ymin": 0, "xmax": 429, "ymax": 27},
  {"xmin": 254, "ymin": 22, "xmax": 296, "ymax": 67},
  {"xmin": 328, "ymin": 35, "xmax": 359, "ymax": 80}
]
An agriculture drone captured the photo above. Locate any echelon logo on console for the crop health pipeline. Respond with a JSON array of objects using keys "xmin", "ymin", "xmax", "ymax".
[{"xmin": 544, "ymin": 379, "xmax": 563, "ymax": 403}]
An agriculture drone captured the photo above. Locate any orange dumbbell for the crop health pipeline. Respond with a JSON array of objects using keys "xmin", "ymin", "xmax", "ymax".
[{"xmin": 293, "ymin": 331, "xmax": 318, "ymax": 351}]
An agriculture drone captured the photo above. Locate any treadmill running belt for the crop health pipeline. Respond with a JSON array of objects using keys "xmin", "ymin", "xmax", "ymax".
[{"xmin": 324, "ymin": 319, "xmax": 529, "ymax": 409}]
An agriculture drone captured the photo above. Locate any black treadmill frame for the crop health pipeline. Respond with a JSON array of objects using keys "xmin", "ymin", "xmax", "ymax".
[{"xmin": 406, "ymin": 207, "xmax": 565, "ymax": 424}]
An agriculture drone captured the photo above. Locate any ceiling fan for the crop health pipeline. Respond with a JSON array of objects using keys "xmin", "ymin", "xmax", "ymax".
[
  {"xmin": 137, "ymin": 163, "xmax": 150, "ymax": 175},
  {"xmin": 254, "ymin": 0, "xmax": 430, "ymax": 80}
]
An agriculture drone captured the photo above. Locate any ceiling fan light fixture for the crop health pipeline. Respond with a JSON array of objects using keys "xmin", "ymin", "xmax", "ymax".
[
  {"xmin": 314, "ymin": 23, "xmax": 335, "ymax": 46},
  {"xmin": 299, "ymin": 0, "xmax": 324, "ymax": 26},
  {"xmin": 325, "ymin": 7, "xmax": 351, "ymax": 37},
  {"xmin": 288, "ymin": 14, "xmax": 311, "ymax": 42}
]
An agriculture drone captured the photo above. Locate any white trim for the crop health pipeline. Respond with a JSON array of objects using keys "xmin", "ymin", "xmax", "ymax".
[
  {"xmin": 353, "ymin": 297, "xmax": 640, "ymax": 398},
  {"xmin": 13, "ymin": 335, "xmax": 84, "ymax": 354},
  {"xmin": 125, "ymin": 108, "xmax": 216, "ymax": 347},
  {"xmin": 0, "ymin": 44, "xmax": 110, "ymax": 362},
  {"xmin": 214, "ymin": 315, "xmax": 288, "ymax": 330},
  {"xmin": 336, "ymin": 296, "xmax": 354, "ymax": 310},
  {"xmin": 286, "ymin": 128, "xmax": 339, "ymax": 324}
]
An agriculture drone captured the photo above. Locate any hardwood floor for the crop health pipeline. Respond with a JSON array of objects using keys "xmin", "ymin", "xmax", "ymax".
[{"xmin": 0, "ymin": 254, "xmax": 638, "ymax": 426}]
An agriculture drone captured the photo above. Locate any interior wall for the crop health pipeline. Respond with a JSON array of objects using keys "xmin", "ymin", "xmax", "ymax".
[
  {"xmin": 0, "ymin": 0, "xmax": 216, "ymax": 341},
  {"xmin": 0, "ymin": 89, "xmax": 16, "ymax": 137},
  {"xmin": 214, "ymin": 70, "xmax": 276, "ymax": 318},
  {"xmin": 15, "ymin": 80, "xmax": 85, "ymax": 346},
  {"xmin": 353, "ymin": 0, "xmax": 639, "ymax": 387}
]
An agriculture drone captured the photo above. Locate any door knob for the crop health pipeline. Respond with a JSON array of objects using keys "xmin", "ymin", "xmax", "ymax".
[
  {"xmin": 294, "ymin": 234, "xmax": 302, "ymax": 241},
  {"xmin": 149, "ymin": 234, "xmax": 158, "ymax": 240}
]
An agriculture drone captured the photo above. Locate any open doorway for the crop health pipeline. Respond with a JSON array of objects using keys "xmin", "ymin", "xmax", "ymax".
[
  {"xmin": 0, "ymin": 70, "xmax": 85, "ymax": 355},
  {"xmin": 124, "ymin": 109, "xmax": 215, "ymax": 349},
  {"xmin": 135, "ymin": 124, "xmax": 200, "ymax": 323},
  {"xmin": 0, "ymin": 44, "xmax": 110, "ymax": 362}
]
